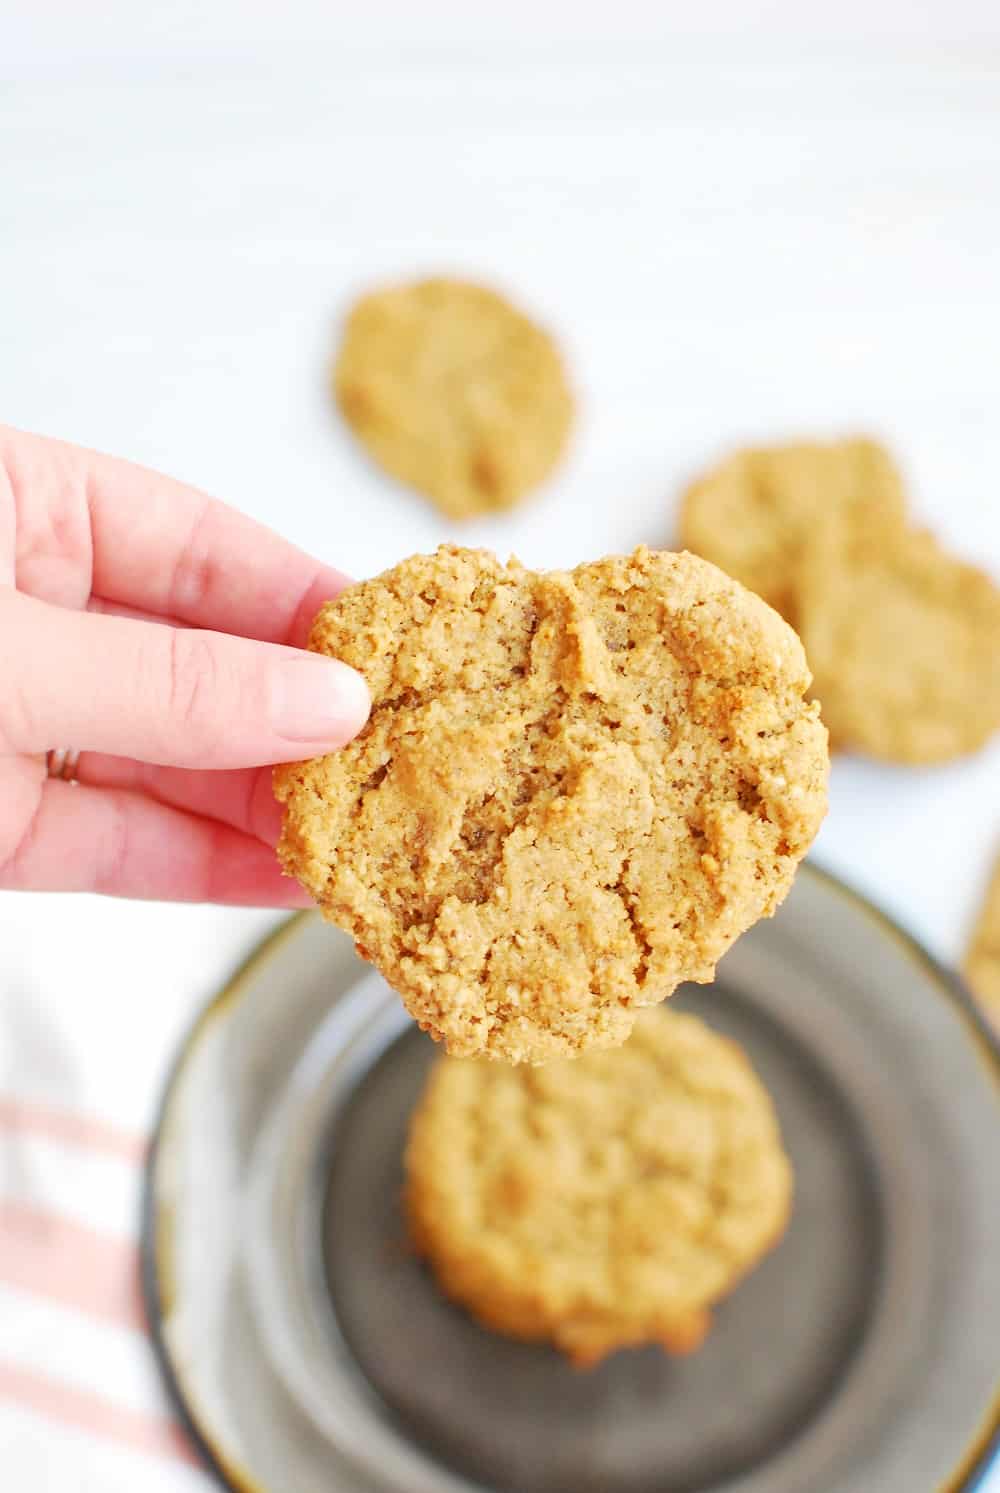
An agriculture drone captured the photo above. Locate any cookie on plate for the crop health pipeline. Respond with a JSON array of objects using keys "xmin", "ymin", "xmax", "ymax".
[
  {"xmin": 404, "ymin": 1006, "xmax": 793, "ymax": 1366},
  {"xmin": 797, "ymin": 519, "xmax": 1000, "ymax": 764},
  {"xmin": 965, "ymin": 853, "xmax": 1000, "ymax": 1026},
  {"xmin": 275, "ymin": 545, "xmax": 828, "ymax": 1063},
  {"xmin": 677, "ymin": 436, "xmax": 906, "ymax": 626},
  {"xmin": 334, "ymin": 278, "xmax": 573, "ymax": 519}
]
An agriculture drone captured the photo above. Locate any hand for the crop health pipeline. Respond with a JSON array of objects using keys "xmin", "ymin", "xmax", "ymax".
[{"xmin": 0, "ymin": 426, "xmax": 370, "ymax": 905}]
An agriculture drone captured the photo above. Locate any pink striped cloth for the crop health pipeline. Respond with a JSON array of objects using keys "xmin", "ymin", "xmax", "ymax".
[{"xmin": 0, "ymin": 890, "xmax": 282, "ymax": 1492}]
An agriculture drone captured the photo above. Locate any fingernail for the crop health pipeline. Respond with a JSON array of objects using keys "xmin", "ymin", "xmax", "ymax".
[{"xmin": 272, "ymin": 655, "xmax": 370, "ymax": 745}]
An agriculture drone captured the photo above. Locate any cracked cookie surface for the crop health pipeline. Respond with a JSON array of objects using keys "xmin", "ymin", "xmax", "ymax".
[
  {"xmin": 404, "ymin": 1006, "xmax": 793, "ymax": 1365},
  {"xmin": 334, "ymin": 278, "xmax": 573, "ymax": 519},
  {"xmin": 274, "ymin": 544, "xmax": 828, "ymax": 1062}
]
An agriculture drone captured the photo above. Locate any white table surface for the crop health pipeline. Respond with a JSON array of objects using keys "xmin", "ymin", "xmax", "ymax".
[{"xmin": 1, "ymin": 12, "xmax": 998, "ymax": 1490}]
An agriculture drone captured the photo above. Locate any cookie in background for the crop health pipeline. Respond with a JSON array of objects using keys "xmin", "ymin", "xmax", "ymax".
[
  {"xmin": 965, "ymin": 851, "xmax": 1000, "ymax": 1029},
  {"xmin": 678, "ymin": 437, "xmax": 906, "ymax": 626},
  {"xmin": 404, "ymin": 1005, "xmax": 793, "ymax": 1367},
  {"xmin": 334, "ymin": 277, "xmax": 573, "ymax": 519},
  {"xmin": 678, "ymin": 436, "xmax": 1000, "ymax": 764}
]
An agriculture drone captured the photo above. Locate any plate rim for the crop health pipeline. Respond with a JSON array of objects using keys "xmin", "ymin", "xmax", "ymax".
[{"xmin": 140, "ymin": 861, "xmax": 1000, "ymax": 1493}]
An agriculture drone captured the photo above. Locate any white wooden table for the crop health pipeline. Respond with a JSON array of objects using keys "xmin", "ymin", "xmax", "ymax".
[{"xmin": 1, "ymin": 8, "xmax": 998, "ymax": 1489}]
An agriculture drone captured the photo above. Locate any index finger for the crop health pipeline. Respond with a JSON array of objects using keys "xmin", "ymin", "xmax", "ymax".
[{"xmin": 3, "ymin": 425, "xmax": 351, "ymax": 645}]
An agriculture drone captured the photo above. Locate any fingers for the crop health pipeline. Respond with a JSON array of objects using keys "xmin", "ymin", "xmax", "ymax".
[
  {"xmin": 0, "ymin": 777, "xmax": 310, "ymax": 905},
  {"xmin": 87, "ymin": 597, "xmax": 191, "ymax": 628},
  {"xmin": 0, "ymin": 589, "xmax": 370, "ymax": 768},
  {"xmin": 73, "ymin": 758, "xmax": 282, "ymax": 845},
  {"xmin": 1, "ymin": 425, "xmax": 351, "ymax": 641}
]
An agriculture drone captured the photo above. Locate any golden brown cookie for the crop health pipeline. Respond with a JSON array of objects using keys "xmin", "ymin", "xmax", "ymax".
[
  {"xmin": 275, "ymin": 545, "xmax": 828, "ymax": 1063},
  {"xmin": 964, "ymin": 853, "xmax": 1000, "ymax": 1026},
  {"xmin": 334, "ymin": 278, "xmax": 573, "ymax": 519},
  {"xmin": 404, "ymin": 1006, "xmax": 793, "ymax": 1366},
  {"xmin": 678, "ymin": 436, "xmax": 1000, "ymax": 763},
  {"xmin": 677, "ymin": 437, "xmax": 907, "ymax": 625},
  {"xmin": 798, "ymin": 520, "xmax": 1000, "ymax": 763}
]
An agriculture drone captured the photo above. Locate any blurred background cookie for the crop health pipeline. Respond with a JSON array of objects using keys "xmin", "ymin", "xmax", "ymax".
[
  {"xmin": 678, "ymin": 437, "xmax": 906, "ymax": 625},
  {"xmin": 965, "ymin": 851, "xmax": 1000, "ymax": 1027},
  {"xmin": 678, "ymin": 436, "xmax": 1000, "ymax": 764},
  {"xmin": 798, "ymin": 519, "xmax": 1000, "ymax": 764},
  {"xmin": 334, "ymin": 277, "xmax": 573, "ymax": 519},
  {"xmin": 404, "ymin": 1006, "xmax": 792, "ymax": 1366}
]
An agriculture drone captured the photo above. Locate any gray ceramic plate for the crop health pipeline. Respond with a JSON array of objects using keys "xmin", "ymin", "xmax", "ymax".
[{"xmin": 143, "ymin": 864, "xmax": 1000, "ymax": 1493}]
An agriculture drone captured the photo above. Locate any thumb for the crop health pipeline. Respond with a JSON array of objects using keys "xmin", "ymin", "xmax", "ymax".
[{"xmin": 0, "ymin": 589, "xmax": 370, "ymax": 768}]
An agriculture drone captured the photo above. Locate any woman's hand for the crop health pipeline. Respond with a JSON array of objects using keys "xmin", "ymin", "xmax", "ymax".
[{"xmin": 0, "ymin": 425, "xmax": 370, "ymax": 905}]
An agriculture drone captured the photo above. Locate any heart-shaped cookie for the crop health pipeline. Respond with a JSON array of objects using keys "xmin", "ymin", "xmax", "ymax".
[{"xmin": 275, "ymin": 545, "xmax": 828, "ymax": 1062}]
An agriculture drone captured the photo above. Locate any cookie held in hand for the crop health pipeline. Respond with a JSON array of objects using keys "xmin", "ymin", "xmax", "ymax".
[{"xmin": 275, "ymin": 545, "xmax": 828, "ymax": 1062}]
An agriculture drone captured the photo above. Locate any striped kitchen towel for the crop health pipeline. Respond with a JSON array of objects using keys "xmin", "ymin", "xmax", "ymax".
[{"xmin": 0, "ymin": 891, "xmax": 280, "ymax": 1492}]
